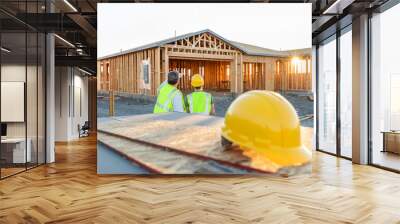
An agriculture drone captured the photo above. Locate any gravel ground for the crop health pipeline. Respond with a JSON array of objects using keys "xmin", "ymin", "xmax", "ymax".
[
  {"xmin": 97, "ymin": 95, "xmax": 155, "ymax": 117},
  {"xmin": 98, "ymin": 91, "xmax": 314, "ymax": 127}
]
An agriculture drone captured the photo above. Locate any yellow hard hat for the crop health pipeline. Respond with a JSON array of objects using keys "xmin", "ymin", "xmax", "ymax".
[
  {"xmin": 221, "ymin": 90, "xmax": 311, "ymax": 170},
  {"xmin": 191, "ymin": 74, "xmax": 204, "ymax": 87}
]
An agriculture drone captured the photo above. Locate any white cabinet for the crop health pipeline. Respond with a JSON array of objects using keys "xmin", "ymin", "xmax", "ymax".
[{"xmin": 1, "ymin": 138, "xmax": 31, "ymax": 163}]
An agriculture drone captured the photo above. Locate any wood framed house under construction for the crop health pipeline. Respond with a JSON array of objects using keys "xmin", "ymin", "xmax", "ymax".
[{"xmin": 97, "ymin": 29, "xmax": 312, "ymax": 96}]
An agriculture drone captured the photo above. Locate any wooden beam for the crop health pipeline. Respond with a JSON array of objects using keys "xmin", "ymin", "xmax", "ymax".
[
  {"xmin": 109, "ymin": 90, "xmax": 115, "ymax": 116},
  {"xmin": 168, "ymin": 52, "xmax": 234, "ymax": 61},
  {"xmin": 97, "ymin": 61, "xmax": 101, "ymax": 90},
  {"xmin": 155, "ymin": 47, "xmax": 161, "ymax": 92},
  {"xmin": 230, "ymin": 57, "xmax": 236, "ymax": 93},
  {"xmin": 164, "ymin": 44, "xmax": 237, "ymax": 54},
  {"xmin": 163, "ymin": 47, "xmax": 169, "ymax": 82},
  {"xmin": 265, "ymin": 58, "xmax": 274, "ymax": 91},
  {"xmin": 237, "ymin": 53, "xmax": 243, "ymax": 94}
]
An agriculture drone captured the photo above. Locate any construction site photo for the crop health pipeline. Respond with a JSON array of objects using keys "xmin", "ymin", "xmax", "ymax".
[{"xmin": 97, "ymin": 3, "xmax": 314, "ymax": 175}]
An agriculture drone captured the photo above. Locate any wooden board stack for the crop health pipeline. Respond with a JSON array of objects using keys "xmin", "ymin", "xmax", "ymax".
[{"xmin": 98, "ymin": 113, "xmax": 312, "ymax": 175}]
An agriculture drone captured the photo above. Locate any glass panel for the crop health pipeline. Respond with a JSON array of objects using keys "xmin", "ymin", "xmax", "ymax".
[
  {"xmin": 38, "ymin": 32, "xmax": 45, "ymax": 165},
  {"xmin": 318, "ymin": 37, "xmax": 337, "ymax": 154},
  {"xmin": 0, "ymin": 1, "xmax": 46, "ymax": 178},
  {"xmin": 340, "ymin": 29, "xmax": 352, "ymax": 158},
  {"xmin": 371, "ymin": 4, "xmax": 400, "ymax": 171},
  {"xmin": 1, "ymin": 31, "xmax": 27, "ymax": 177},
  {"xmin": 27, "ymin": 31, "xmax": 38, "ymax": 169}
]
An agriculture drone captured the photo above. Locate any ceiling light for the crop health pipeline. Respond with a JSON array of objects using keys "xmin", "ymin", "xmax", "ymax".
[
  {"xmin": 63, "ymin": 0, "xmax": 78, "ymax": 12},
  {"xmin": 54, "ymin": 34, "xmax": 75, "ymax": 48},
  {"xmin": 78, "ymin": 67, "xmax": 93, "ymax": 76},
  {"xmin": 323, "ymin": 0, "xmax": 355, "ymax": 15},
  {"xmin": 1, "ymin": 47, "xmax": 11, "ymax": 53}
]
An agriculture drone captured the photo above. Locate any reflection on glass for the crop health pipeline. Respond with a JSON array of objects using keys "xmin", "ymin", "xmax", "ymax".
[
  {"xmin": 318, "ymin": 37, "xmax": 337, "ymax": 154},
  {"xmin": 340, "ymin": 30, "xmax": 352, "ymax": 158},
  {"xmin": 0, "ymin": 1, "xmax": 47, "ymax": 179},
  {"xmin": 38, "ymin": 33, "xmax": 46, "ymax": 165},
  {"xmin": 27, "ymin": 31, "xmax": 38, "ymax": 168},
  {"xmin": 1, "ymin": 32, "xmax": 27, "ymax": 177},
  {"xmin": 371, "ymin": 4, "xmax": 400, "ymax": 171}
]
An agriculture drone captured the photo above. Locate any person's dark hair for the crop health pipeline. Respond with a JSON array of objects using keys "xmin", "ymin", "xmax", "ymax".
[{"xmin": 167, "ymin": 71, "xmax": 179, "ymax": 85}]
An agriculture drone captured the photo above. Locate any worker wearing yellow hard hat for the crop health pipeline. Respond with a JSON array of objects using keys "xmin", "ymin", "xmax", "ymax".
[
  {"xmin": 221, "ymin": 90, "xmax": 312, "ymax": 171},
  {"xmin": 154, "ymin": 71, "xmax": 186, "ymax": 113},
  {"xmin": 185, "ymin": 74, "xmax": 215, "ymax": 115}
]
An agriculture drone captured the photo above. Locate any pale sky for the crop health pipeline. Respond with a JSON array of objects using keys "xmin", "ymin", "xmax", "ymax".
[{"xmin": 98, "ymin": 3, "xmax": 311, "ymax": 58}]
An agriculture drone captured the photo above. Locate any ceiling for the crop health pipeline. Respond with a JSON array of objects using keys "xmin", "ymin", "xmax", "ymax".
[{"xmin": 0, "ymin": 0, "xmax": 394, "ymax": 74}]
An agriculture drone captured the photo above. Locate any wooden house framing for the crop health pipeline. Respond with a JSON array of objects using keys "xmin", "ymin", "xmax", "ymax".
[{"xmin": 97, "ymin": 29, "xmax": 311, "ymax": 96}]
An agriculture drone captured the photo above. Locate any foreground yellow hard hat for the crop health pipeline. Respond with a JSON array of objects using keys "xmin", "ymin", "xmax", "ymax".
[
  {"xmin": 191, "ymin": 74, "xmax": 204, "ymax": 87},
  {"xmin": 221, "ymin": 90, "xmax": 311, "ymax": 170}
]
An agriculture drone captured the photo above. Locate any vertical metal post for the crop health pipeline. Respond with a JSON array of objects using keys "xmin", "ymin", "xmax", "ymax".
[
  {"xmin": 315, "ymin": 45, "xmax": 320, "ymax": 150},
  {"xmin": 25, "ymin": 2, "xmax": 28, "ymax": 170},
  {"xmin": 336, "ymin": 30, "xmax": 341, "ymax": 157},
  {"xmin": 0, "ymin": 26, "xmax": 2, "ymax": 179},
  {"xmin": 367, "ymin": 11, "xmax": 373, "ymax": 164},
  {"xmin": 352, "ymin": 14, "xmax": 369, "ymax": 164}
]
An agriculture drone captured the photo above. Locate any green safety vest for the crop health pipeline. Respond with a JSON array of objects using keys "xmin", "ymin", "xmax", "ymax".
[
  {"xmin": 153, "ymin": 83, "xmax": 181, "ymax": 113},
  {"xmin": 186, "ymin": 91, "xmax": 212, "ymax": 115}
]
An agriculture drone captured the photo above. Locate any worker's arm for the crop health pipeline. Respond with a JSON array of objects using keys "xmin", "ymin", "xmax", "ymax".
[
  {"xmin": 210, "ymin": 96, "xmax": 216, "ymax": 115},
  {"xmin": 157, "ymin": 80, "xmax": 167, "ymax": 95},
  {"xmin": 211, "ymin": 104, "xmax": 216, "ymax": 115},
  {"xmin": 183, "ymin": 95, "xmax": 190, "ymax": 113},
  {"xmin": 172, "ymin": 92, "xmax": 185, "ymax": 112}
]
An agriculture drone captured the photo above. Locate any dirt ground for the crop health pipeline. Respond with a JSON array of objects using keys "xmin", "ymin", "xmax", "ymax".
[{"xmin": 97, "ymin": 91, "xmax": 314, "ymax": 127}]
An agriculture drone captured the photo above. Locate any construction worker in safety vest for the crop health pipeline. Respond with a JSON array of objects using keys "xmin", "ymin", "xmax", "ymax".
[
  {"xmin": 153, "ymin": 71, "xmax": 185, "ymax": 113},
  {"xmin": 186, "ymin": 74, "xmax": 215, "ymax": 115}
]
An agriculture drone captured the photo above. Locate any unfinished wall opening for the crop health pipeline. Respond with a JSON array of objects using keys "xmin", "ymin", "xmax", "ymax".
[
  {"xmin": 169, "ymin": 59, "xmax": 230, "ymax": 92},
  {"xmin": 99, "ymin": 62, "xmax": 110, "ymax": 91},
  {"xmin": 242, "ymin": 62, "xmax": 266, "ymax": 91},
  {"xmin": 274, "ymin": 57, "xmax": 312, "ymax": 92}
]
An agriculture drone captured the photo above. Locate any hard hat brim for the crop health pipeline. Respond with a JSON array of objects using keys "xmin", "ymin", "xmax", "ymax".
[{"xmin": 221, "ymin": 129, "xmax": 312, "ymax": 168}]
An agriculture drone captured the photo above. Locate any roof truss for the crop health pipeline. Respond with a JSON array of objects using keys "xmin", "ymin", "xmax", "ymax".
[{"xmin": 168, "ymin": 32, "xmax": 236, "ymax": 51}]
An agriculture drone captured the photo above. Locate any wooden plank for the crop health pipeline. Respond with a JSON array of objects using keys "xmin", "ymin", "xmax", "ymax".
[
  {"xmin": 155, "ymin": 48, "xmax": 160, "ymax": 94},
  {"xmin": 163, "ymin": 47, "xmax": 169, "ymax": 82},
  {"xmin": 129, "ymin": 53, "xmax": 134, "ymax": 93},
  {"xmin": 149, "ymin": 49, "xmax": 154, "ymax": 95},
  {"xmin": 237, "ymin": 53, "xmax": 243, "ymax": 93},
  {"xmin": 99, "ymin": 131, "xmax": 261, "ymax": 174},
  {"xmin": 98, "ymin": 113, "xmax": 311, "ymax": 174},
  {"xmin": 164, "ymin": 45, "xmax": 237, "ymax": 54},
  {"xmin": 124, "ymin": 55, "xmax": 128, "ymax": 92},
  {"xmin": 168, "ymin": 52, "xmax": 234, "ymax": 61}
]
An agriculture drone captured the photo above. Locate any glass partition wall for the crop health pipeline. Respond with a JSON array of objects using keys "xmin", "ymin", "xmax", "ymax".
[
  {"xmin": 339, "ymin": 28, "xmax": 352, "ymax": 159},
  {"xmin": 317, "ymin": 35, "xmax": 337, "ymax": 155},
  {"xmin": 0, "ymin": 4, "xmax": 46, "ymax": 179},
  {"xmin": 316, "ymin": 26, "xmax": 352, "ymax": 159},
  {"xmin": 316, "ymin": 1, "xmax": 400, "ymax": 172},
  {"xmin": 370, "ymin": 3, "xmax": 400, "ymax": 171}
]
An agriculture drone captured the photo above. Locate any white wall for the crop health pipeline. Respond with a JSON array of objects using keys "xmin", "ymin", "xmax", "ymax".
[
  {"xmin": 1, "ymin": 65, "xmax": 28, "ymax": 138},
  {"xmin": 1, "ymin": 63, "xmax": 46, "ymax": 164},
  {"xmin": 55, "ymin": 67, "xmax": 89, "ymax": 141},
  {"xmin": 55, "ymin": 66, "xmax": 69, "ymax": 141}
]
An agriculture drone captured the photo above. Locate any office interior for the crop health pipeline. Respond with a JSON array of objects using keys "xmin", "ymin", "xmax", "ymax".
[
  {"xmin": 0, "ymin": 1, "xmax": 97, "ymax": 179},
  {"xmin": 0, "ymin": 0, "xmax": 398, "ymax": 176},
  {"xmin": 314, "ymin": 0, "xmax": 400, "ymax": 172},
  {"xmin": 0, "ymin": 1, "xmax": 400, "ymax": 222}
]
